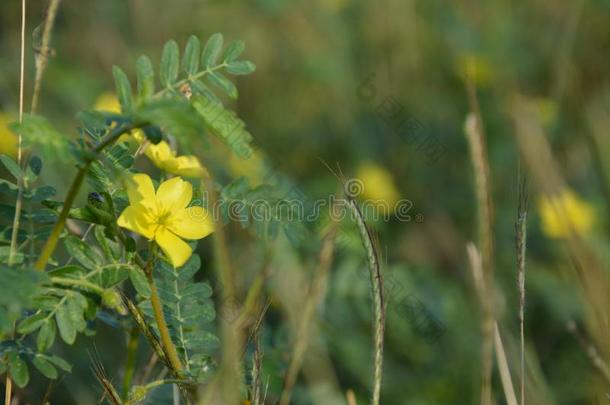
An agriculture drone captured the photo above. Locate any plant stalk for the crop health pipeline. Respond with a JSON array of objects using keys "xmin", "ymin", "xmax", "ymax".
[
  {"xmin": 144, "ymin": 246, "xmax": 184, "ymax": 375},
  {"xmin": 34, "ymin": 122, "xmax": 139, "ymax": 271}
]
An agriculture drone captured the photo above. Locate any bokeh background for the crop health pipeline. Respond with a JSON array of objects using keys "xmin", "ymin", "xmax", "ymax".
[{"xmin": 2, "ymin": 0, "xmax": 610, "ymax": 404}]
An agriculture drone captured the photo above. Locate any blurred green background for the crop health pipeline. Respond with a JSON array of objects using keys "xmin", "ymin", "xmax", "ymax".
[{"xmin": 2, "ymin": 0, "xmax": 610, "ymax": 403}]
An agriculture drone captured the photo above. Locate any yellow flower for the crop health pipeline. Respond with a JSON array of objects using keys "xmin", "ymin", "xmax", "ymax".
[
  {"xmin": 356, "ymin": 162, "xmax": 401, "ymax": 207},
  {"xmin": 228, "ymin": 150, "xmax": 266, "ymax": 186},
  {"xmin": 117, "ymin": 174, "xmax": 214, "ymax": 267},
  {"xmin": 93, "ymin": 92, "xmax": 137, "ymax": 144},
  {"xmin": 93, "ymin": 92, "xmax": 207, "ymax": 177},
  {"xmin": 93, "ymin": 92, "xmax": 121, "ymax": 113},
  {"xmin": 538, "ymin": 188, "xmax": 595, "ymax": 238},
  {"xmin": 456, "ymin": 53, "xmax": 493, "ymax": 87},
  {"xmin": 318, "ymin": 0, "xmax": 348, "ymax": 12},
  {"xmin": 0, "ymin": 113, "xmax": 18, "ymax": 158},
  {"xmin": 142, "ymin": 140, "xmax": 209, "ymax": 178}
]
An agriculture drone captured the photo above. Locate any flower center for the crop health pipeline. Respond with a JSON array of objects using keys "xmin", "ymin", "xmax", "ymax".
[{"xmin": 156, "ymin": 210, "xmax": 172, "ymax": 227}]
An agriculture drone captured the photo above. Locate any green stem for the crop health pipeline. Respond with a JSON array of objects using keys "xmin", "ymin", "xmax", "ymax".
[
  {"xmin": 123, "ymin": 327, "xmax": 140, "ymax": 399},
  {"xmin": 34, "ymin": 122, "xmax": 140, "ymax": 271},
  {"xmin": 144, "ymin": 379, "xmax": 186, "ymax": 391},
  {"xmin": 153, "ymin": 63, "xmax": 227, "ymax": 99},
  {"xmin": 50, "ymin": 276, "xmax": 105, "ymax": 294},
  {"xmin": 144, "ymin": 245, "xmax": 184, "ymax": 374}
]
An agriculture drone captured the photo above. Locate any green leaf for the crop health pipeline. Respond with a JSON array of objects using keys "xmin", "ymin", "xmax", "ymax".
[
  {"xmin": 112, "ymin": 66, "xmax": 133, "ymax": 113},
  {"xmin": 8, "ymin": 115, "xmax": 70, "ymax": 160},
  {"xmin": 56, "ymin": 301, "xmax": 76, "ymax": 344},
  {"xmin": 136, "ymin": 55, "xmax": 155, "ymax": 101},
  {"xmin": 67, "ymin": 293, "xmax": 88, "ymax": 331},
  {"xmin": 178, "ymin": 254, "xmax": 201, "ymax": 281},
  {"xmin": 47, "ymin": 265, "xmax": 86, "ymax": 278},
  {"xmin": 192, "ymin": 96, "xmax": 253, "ymax": 159},
  {"xmin": 94, "ymin": 225, "xmax": 121, "ymax": 262},
  {"xmin": 226, "ymin": 61, "xmax": 256, "ymax": 75},
  {"xmin": 64, "ymin": 235, "xmax": 104, "ymax": 269},
  {"xmin": 28, "ymin": 185, "xmax": 56, "ymax": 202},
  {"xmin": 191, "ymin": 80, "xmax": 221, "ymax": 103},
  {"xmin": 37, "ymin": 320, "xmax": 57, "ymax": 352},
  {"xmin": 0, "ymin": 154, "xmax": 25, "ymax": 181},
  {"xmin": 92, "ymin": 264, "xmax": 129, "ymax": 288},
  {"xmin": 8, "ymin": 351, "xmax": 29, "ymax": 388},
  {"xmin": 0, "ymin": 266, "xmax": 47, "ymax": 306},
  {"xmin": 183, "ymin": 35, "xmax": 201, "ymax": 76},
  {"xmin": 222, "ymin": 40, "xmax": 245, "ymax": 63},
  {"xmin": 46, "ymin": 354, "xmax": 72, "ymax": 372},
  {"xmin": 0, "ymin": 179, "xmax": 19, "ymax": 197},
  {"xmin": 129, "ymin": 267, "xmax": 150, "ymax": 298},
  {"xmin": 207, "ymin": 72, "xmax": 238, "ymax": 99},
  {"xmin": 32, "ymin": 356, "xmax": 58, "ymax": 379},
  {"xmin": 17, "ymin": 312, "xmax": 46, "ymax": 334},
  {"xmin": 136, "ymin": 99, "xmax": 204, "ymax": 140},
  {"xmin": 0, "ymin": 246, "xmax": 24, "ymax": 264},
  {"xmin": 160, "ymin": 40, "xmax": 180, "ymax": 87},
  {"xmin": 146, "ymin": 253, "xmax": 216, "ymax": 381},
  {"xmin": 55, "ymin": 292, "xmax": 87, "ymax": 345},
  {"xmin": 201, "ymin": 33, "xmax": 224, "ymax": 68}
]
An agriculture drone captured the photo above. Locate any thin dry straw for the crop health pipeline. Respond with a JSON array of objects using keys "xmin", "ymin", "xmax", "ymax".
[
  {"xmin": 566, "ymin": 321, "xmax": 610, "ymax": 384},
  {"xmin": 251, "ymin": 304, "xmax": 268, "ymax": 405},
  {"xmin": 467, "ymin": 243, "xmax": 499, "ymax": 405},
  {"xmin": 9, "ymin": 0, "xmax": 62, "ymax": 271},
  {"xmin": 494, "ymin": 322, "xmax": 519, "ymax": 405},
  {"xmin": 122, "ymin": 295, "xmax": 169, "ymax": 370},
  {"xmin": 5, "ymin": 2, "xmax": 28, "ymax": 403},
  {"xmin": 251, "ymin": 328, "xmax": 263, "ymax": 405},
  {"xmin": 279, "ymin": 223, "xmax": 338, "ymax": 405},
  {"xmin": 7, "ymin": 0, "xmax": 28, "ymax": 267},
  {"xmin": 90, "ymin": 350, "xmax": 122, "ymax": 405},
  {"xmin": 515, "ymin": 174, "xmax": 528, "ymax": 405},
  {"xmin": 31, "ymin": 0, "xmax": 62, "ymax": 114},
  {"xmin": 465, "ymin": 108, "xmax": 495, "ymax": 405}
]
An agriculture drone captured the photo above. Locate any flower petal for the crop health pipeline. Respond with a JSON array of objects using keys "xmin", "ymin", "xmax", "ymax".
[
  {"xmin": 167, "ymin": 207, "xmax": 215, "ymax": 240},
  {"xmin": 132, "ymin": 129, "xmax": 146, "ymax": 143},
  {"xmin": 125, "ymin": 173, "xmax": 156, "ymax": 205},
  {"xmin": 145, "ymin": 141, "xmax": 175, "ymax": 170},
  {"xmin": 156, "ymin": 177, "xmax": 192, "ymax": 212},
  {"xmin": 117, "ymin": 204, "xmax": 156, "ymax": 239},
  {"xmin": 173, "ymin": 155, "xmax": 207, "ymax": 178},
  {"xmin": 155, "ymin": 227, "xmax": 192, "ymax": 268}
]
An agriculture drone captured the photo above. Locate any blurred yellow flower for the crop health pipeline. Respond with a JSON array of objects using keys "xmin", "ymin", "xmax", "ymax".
[
  {"xmin": 93, "ymin": 92, "xmax": 136, "ymax": 143},
  {"xmin": 0, "ymin": 113, "xmax": 18, "ymax": 158},
  {"xmin": 143, "ymin": 140, "xmax": 209, "ymax": 178},
  {"xmin": 93, "ymin": 92, "xmax": 121, "ymax": 113},
  {"xmin": 117, "ymin": 174, "xmax": 214, "ymax": 267},
  {"xmin": 93, "ymin": 92, "xmax": 207, "ymax": 177},
  {"xmin": 533, "ymin": 97, "xmax": 558, "ymax": 128},
  {"xmin": 356, "ymin": 162, "xmax": 401, "ymax": 207},
  {"xmin": 456, "ymin": 53, "xmax": 493, "ymax": 87},
  {"xmin": 318, "ymin": 0, "xmax": 348, "ymax": 12},
  {"xmin": 228, "ymin": 150, "xmax": 266, "ymax": 186},
  {"xmin": 538, "ymin": 188, "xmax": 595, "ymax": 238}
]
